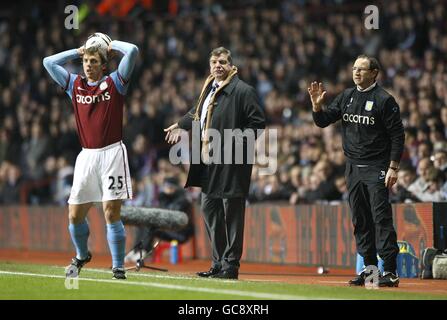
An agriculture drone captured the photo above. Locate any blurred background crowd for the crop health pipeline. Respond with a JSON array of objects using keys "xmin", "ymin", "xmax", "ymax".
[{"xmin": 1, "ymin": 0, "xmax": 447, "ymax": 207}]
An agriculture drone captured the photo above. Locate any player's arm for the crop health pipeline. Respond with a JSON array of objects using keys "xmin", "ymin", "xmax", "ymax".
[
  {"xmin": 383, "ymin": 97, "xmax": 405, "ymax": 164},
  {"xmin": 242, "ymin": 86, "xmax": 266, "ymax": 139},
  {"xmin": 308, "ymin": 82, "xmax": 343, "ymax": 128},
  {"xmin": 109, "ymin": 40, "xmax": 139, "ymax": 95},
  {"xmin": 43, "ymin": 48, "xmax": 80, "ymax": 97},
  {"xmin": 383, "ymin": 97, "xmax": 405, "ymax": 187}
]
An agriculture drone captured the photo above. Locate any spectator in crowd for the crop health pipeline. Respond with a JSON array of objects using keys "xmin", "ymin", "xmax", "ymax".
[
  {"xmin": 0, "ymin": 163, "xmax": 23, "ymax": 205},
  {"xmin": 390, "ymin": 164, "xmax": 421, "ymax": 203},
  {"xmin": 334, "ymin": 175, "xmax": 349, "ymax": 202},
  {"xmin": 418, "ymin": 167, "xmax": 446, "ymax": 202},
  {"xmin": 432, "ymin": 149, "xmax": 447, "ymax": 179},
  {"xmin": 408, "ymin": 157, "xmax": 433, "ymax": 200}
]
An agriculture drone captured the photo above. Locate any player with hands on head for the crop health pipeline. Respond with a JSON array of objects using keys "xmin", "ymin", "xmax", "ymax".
[{"xmin": 43, "ymin": 33, "xmax": 138, "ymax": 280}]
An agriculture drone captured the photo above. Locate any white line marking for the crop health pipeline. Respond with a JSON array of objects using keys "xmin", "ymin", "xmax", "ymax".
[
  {"xmin": 0, "ymin": 270, "xmax": 330, "ymax": 300},
  {"xmin": 318, "ymin": 281, "xmax": 347, "ymax": 284},
  {"xmin": 86, "ymin": 267, "xmax": 196, "ymax": 280},
  {"xmin": 71, "ymin": 267, "xmax": 291, "ymax": 283}
]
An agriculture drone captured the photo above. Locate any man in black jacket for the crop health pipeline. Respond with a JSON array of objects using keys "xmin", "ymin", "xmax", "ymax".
[
  {"xmin": 165, "ymin": 47, "xmax": 266, "ymax": 279},
  {"xmin": 308, "ymin": 54, "xmax": 405, "ymax": 287}
]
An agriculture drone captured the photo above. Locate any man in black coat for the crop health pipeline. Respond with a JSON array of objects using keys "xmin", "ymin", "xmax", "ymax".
[
  {"xmin": 308, "ymin": 54, "xmax": 405, "ymax": 287},
  {"xmin": 165, "ymin": 47, "xmax": 265, "ymax": 279}
]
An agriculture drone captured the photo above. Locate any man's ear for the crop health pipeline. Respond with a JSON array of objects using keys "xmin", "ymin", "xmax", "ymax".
[{"xmin": 374, "ymin": 69, "xmax": 379, "ymax": 80}]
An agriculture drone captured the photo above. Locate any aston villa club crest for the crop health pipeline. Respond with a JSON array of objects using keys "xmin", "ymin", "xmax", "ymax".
[
  {"xmin": 99, "ymin": 81, "xmax": 108, "ymax": 91},
  {"xmin": 365, "ymin": 100, "xmax": 374, "ymax": 111}
]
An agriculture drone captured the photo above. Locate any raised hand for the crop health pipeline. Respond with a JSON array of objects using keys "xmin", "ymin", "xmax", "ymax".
[{"xmin": 307, "ymin": 81, "xmax": 327, "ymax": 112}]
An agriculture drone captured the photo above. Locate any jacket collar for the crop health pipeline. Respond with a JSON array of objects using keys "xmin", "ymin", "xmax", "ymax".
[{"xmin": 220, "ymin": 75, "xmax": 239, "ymax": 95}]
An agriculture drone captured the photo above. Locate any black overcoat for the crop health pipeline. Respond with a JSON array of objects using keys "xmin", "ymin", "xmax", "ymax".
[{"xmin": 178, "ymin": 75, "xmax": 266, "ymax": 198}]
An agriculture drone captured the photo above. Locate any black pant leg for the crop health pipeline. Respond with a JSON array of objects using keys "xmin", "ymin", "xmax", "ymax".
[
  {"xmin": 365, "ymin": 167, "xmax": 399, "ymax": 273},
  {"xmin": 346, "ymin": 163, "xmax": 378, "ymax": 267},
  {"xmin": 222, "ymin": 197, "xmax": 246, "ymax": 271},
  {"xmin": 201, "ymin": 192, "xmax": 227, "ymax": 269}
]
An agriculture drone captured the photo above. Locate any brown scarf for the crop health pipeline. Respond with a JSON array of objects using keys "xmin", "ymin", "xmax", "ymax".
[{"xmin": 191, "ymin": 66, "xmax": 238, "ymax": 163}]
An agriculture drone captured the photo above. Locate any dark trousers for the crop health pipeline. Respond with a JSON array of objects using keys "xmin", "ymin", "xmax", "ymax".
[
  {"xmin": 345, "ymin": 162, "xmax": 399, "ymax": 273},
  {"xmin": 201, "ymin": 192, "xmax": 246, "ymax": 271}
]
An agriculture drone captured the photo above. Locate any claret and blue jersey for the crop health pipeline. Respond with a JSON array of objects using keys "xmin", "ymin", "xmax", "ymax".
[{"xmin": 43, "ymin": 40, "xmax": 138, "ymax": 149}]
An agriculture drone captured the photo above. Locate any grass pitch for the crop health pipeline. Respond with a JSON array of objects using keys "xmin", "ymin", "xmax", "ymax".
[{"xmin": 0, "ymin": 262, "xmax": 445, "ymax": 300}]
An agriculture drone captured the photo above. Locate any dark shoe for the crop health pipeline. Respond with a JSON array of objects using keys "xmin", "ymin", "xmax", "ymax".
[
  {"xmin": 348, "ymin": 270, "xmax": 371, "ymax": 286},
  {"xmin": 379, "ymin": 272, "xmax": 399, "ymax": 287},
  {"xmin": 197, "ymin": 267, "xmax": 221, "ymax": 278},
  {"xmin": 210, "ymin": 269, "xmax": 239, "ymax": 280},
  {"xmin": 112, "ymin": 267, "xmax": 127, "ymax": 280},
  {"xmin": 66, "ymin": 251, "xmax": 92, "ymax": 277}
]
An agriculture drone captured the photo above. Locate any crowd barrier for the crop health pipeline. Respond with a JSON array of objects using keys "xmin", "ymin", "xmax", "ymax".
[{"xmin": 1, "ymin": 202, "xmax": 443, "ymax": 268}]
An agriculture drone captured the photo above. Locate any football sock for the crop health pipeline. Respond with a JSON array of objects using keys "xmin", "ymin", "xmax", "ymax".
[
  {"xmin": 68, "ymin": 220, "xmax": 90, "ymax": 260},
  {"xmin": 107, "ymin": 221, "xmax": 126, "ymax": 268}
]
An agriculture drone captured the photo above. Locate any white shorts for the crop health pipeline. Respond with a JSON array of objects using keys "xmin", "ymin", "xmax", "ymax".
[{"xmin": 68, "ymin": 141, "xmax": 133, "ymax": 205}]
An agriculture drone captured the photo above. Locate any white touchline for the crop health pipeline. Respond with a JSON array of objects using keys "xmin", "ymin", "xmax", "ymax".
[
  {"xmin": 0, "ymin": 270, "xmax": 334, "ymax": 300},
  {"xmin": 84, "ymin": 267, "xmax": 200, "ymax": 281},
  {"xmin": 86, "ymin": 267, "xmax": 277, "ymax": 282},
  {"xmin": 318, "ymin": 281, "xmax": 348, "ymax": 284}
]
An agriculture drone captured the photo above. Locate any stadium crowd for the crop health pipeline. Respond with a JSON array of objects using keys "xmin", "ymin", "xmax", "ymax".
[{"xmin": 1, "ymin": 0, "xmax": 447, "ymax": 206}]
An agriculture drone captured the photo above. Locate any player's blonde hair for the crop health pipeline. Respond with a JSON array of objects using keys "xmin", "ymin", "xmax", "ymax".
[{"xmin": 85, "ymin": 46, "xmax": 108, "ymax": 65}]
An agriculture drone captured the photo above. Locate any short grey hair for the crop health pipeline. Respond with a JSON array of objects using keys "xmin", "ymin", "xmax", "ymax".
[
  {"xmin": 209, "ymin": 47, "xmax": 232, "ymax": 65},
  {"xmin": 356, "ymin": 54, "xmax": 380, "ymax": 80},
  {"xmin": 356, "ymin": 54, "xmax": 380, "ymax": 71}
]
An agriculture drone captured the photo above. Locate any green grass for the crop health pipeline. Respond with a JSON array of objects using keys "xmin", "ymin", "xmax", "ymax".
[{"xmin": 0, "ymin": 262, "xmax": 446, "ymax": 300}]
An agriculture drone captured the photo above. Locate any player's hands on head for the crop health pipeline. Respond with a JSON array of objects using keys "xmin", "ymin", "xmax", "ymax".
[
  {"xmin": 164, "ymin": 123, "xmax": 181, "ymax": 144},
  {"xmin": 307, "ymin": 81, "xmax": 327, "ymax": 112},
  {"xmin": 77, "ymin": 46, "xmax": 85, "ymax": 56},
  {"xmin": 107, "ymin": 43, "xmax": 116, "ymax": 60}
]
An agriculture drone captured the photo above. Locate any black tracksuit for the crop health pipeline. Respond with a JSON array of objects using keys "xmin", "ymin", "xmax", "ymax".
[{"xmin": 313, "ymin": 83, "xmax": 405, "ymax": 273}]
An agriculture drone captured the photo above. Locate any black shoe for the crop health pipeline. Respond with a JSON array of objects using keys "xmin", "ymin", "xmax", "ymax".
[
  {"xmin": 379, "ymin": 272, "xmax": 399, "ymax": 287},
  {"xmin": 112, "ymin": 267, "xmax": 127, "ymax": 280},
  {"xmin": 210, "ymin": 269, "xmax": 239, "ymax": 280},
  {"xmin": 196, "ymin": 267, "xmax": 221, "ymax": 278},
  {"xmin": 348, "ymin": 270, "xmax": 370, "ymax": 286},
  {"xmin": 66, "ymin": 251, "xmax": 92, "ymax": 277}
]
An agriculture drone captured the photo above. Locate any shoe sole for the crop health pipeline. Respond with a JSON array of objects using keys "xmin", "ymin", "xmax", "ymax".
[
  {"xmin": 348, "ymin": 283, "xmax": 365, "ymax": 286},
  {"xmin": 379, "ymin": 282, "xmax": 399, "ymax": 287}
]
